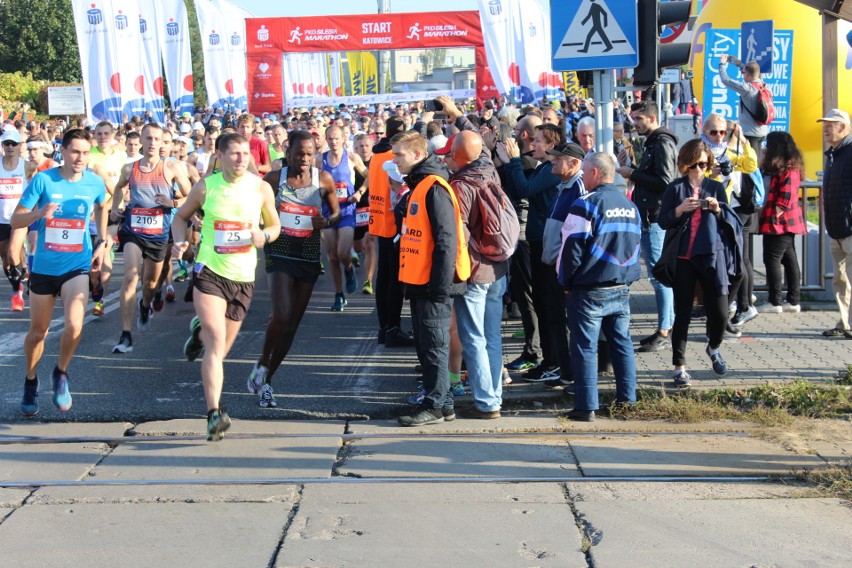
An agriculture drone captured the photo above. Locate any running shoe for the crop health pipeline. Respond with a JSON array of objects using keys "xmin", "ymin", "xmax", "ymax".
[
  {"xmin": 247, "ymin": 363, "xmax": 268, "ymax": 394},
  {"xmin": 10, "ymin": 293, "xmax": 24, "ymax": 312},
  {"xmin": 505, "ymin": 355, "xmax": 537, "ymax": 372},
  {"xmin": 91, "ymin": 282, "xmax": 104, "ymax": 303},
  {"xmin": 152, "ymin": 292, "xmax": 165, "ymax": 312},
  {"xmin": 450, "ymin": 382, "xmax": 467, "ymax": 397},
  {"xmin": 136, "ymin": 299, "xmax": 153, "ymax": 331},
  {"xmin": 706, "ymin": 345, "xmax": 728, "ymax": 375},
  {"xmin": 398, "ymin": 405, "xmax": 443, "ymax": 427},
  {"xmin": 407, "ymin": 385, "xmax": 425, "ymax": 405},
  {"xmin": 165, "ymin": 285, "xmax": 176, "ymax": 303},
  {"xmin": 112, "ymin": 333, "xmax": 133, "ymax": 354},
  {"xmin": 673, "ymin": 369, "xmax": 692, "ymax": 388},
  {"xmin": 331, "ymin": 293, "xmax": 347, "ymax": 312},
  {"xmin": 52, "ymin": 367, "xmax": 72, "ymax": 411},
  {"xmin": 174, "ymin": 268, "xmax": 189, "ymax": 282},
  {"xmin": 522, "ymin": 363, "xmax": 559, "ymax": 383},
  {"xmin": 344, "ymin": 266, "xmax": 357, "ymax": 295},
  {"xmin": 756, "ymin": 302, "xmax": 782, "ymax": 314},
  {"xmin": 184, "ymin": 316, "xmax": 204, "ymax": 361},
  {"xmin": 320, "ymin": 262, "xmax": 325, "ymax": 275},
  {"xmin": 351, "ymin": 252, "xmax": 361, "ymax": 268},
  {"xmin": 362, "ymin": 280, "xmax": 373, "ymax": 295},
  {"xmin": 259, "ymin": 383, "xmax": 277, "ymax": 408},
  {"xmin": 781, "ymin": 302, "xmax": 801, "ymax": 313},
  {"xmin": 20, "ymin": 377, "xmax": 38, "ymax": 417},
  {"xmin": 92, "ymin": 301, "xmax": 105, "ymax": 317},
  {"xmin": 206, "ymin": 408, "xmax": 231, "ymax": 441}
]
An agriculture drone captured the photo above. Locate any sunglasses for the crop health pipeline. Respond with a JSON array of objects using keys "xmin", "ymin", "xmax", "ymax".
[
  {"xmin": 2, "ymin": 141, "xmax": 19, "ymax": 147},
  {"xmin": 706, "ymin": 130, "xmax": 727, "ymax": 136},
  {"xmin": 687, "ymin": 161, "xmax": 709, "ymax": 170}
]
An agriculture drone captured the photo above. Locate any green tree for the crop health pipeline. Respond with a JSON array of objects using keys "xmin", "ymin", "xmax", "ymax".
[
  {"xmin": 0, "ymin": 0, "xmax": 82, "ymax": 83},
  {"xmin": 182, "ymin": 0, "xmax": 207, "ymax": 108}
]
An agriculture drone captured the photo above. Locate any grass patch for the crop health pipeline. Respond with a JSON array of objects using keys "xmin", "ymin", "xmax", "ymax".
[
  {"xmin": 790, "ymin": 465, "xmax": 852, "ymax": 501},
  {"xmin": 607, "ymin": 380, "xmax": 851, "ymax": 423}
]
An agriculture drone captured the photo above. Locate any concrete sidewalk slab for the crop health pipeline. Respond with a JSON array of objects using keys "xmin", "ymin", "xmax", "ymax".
[
  {"xmin": 566, "ymin": 480, "xmax": 804, "ymax": 501},
  {"xmin": 339, "ymin": 435, "xmax": 581, "ymax": 478},
  {"xmin": 570, "ymin": 435, "xmax": 825, "ymax": 477},
  {"xmin": 0, "ymin": 502, "xmax": 293, "ymax": 567},
  {"xmin": 89, "ymin": 435, "xmax": 342, "ymax": 481},
  {"xmin": 576, "ymin": 498, "xmax": 852, "ymax": 567},
  {"xmin": 130, "ymin": 419, "xmax": 346, "ymax": 436},
  {"xmin": 0, "ymin": 488, "xmax": 29, "ymax": 508},
  {"xmin": 29, "ymin": 484, "xmax": 299, "ymax": 505},
  {"xmin": 0, "ymin": 422, "xmax": 129, "ymax": 439},
  {"xmin": 348, "ymin": 416, "xmax": 567, "ymax": 434},
  {"xmin": 0, "ymin": 442, "xmax": 107, "ymax": 483},
  {"xmin": 278, "ymin": 483, "xmax": 586, "ymax": 568}
]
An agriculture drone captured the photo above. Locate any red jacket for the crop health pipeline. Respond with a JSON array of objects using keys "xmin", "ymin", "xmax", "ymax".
[{"xmin": 758, "ymin": 170, "xmax": 806, "ymax": 235}]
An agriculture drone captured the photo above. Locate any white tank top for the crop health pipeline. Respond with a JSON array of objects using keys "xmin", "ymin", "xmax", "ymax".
[{"xmin": 0, "ymin": 158, "xmax": 27, "ymax": 224}]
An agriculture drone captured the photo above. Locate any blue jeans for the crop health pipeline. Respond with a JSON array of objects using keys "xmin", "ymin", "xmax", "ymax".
[
  {"xmin": 640, "ymin": 223, "xmax": 674, "ymax": 331},
  {"xmin": 454, "ymin": 275, "xmax": 507, "ymax": 412},
  {"xmin": 566, "ymin": 287, "xmax": 637, "ymax": 411}
]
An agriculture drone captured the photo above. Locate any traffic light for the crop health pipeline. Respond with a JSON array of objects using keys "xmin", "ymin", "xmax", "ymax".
[{"xmin": 633, "ymin": 0, "xmax": 692, "ymax": 87}]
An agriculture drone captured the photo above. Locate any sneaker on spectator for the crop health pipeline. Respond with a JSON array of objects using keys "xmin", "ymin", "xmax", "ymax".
[
  {"xmin": 505, "ymin": 355, "xmax": 537, "ymax": 372},
  {"xmin": 673, "ymin": 369, "xmax": 692, "ymax": 388},
  {"xmin": 730, "ymin": 305, "xmax": 758, "ymax": 327},
  {"xmin": 522, "ymin": 363, "xmax": 558, "ymax": 382},
  {"xmin": 407, "ymin": 385, "xmax": 425, "ymax": 405},
  {"xmin": 398, "ymin": 406, "xmax": 443, "ymax": 426},
  {"xmin": 756, "ymin": 302, "xmax": 782, "ymax": 314},
  {"xmin": 706, "ymin": 345, "xmax": 728, "ymax": 375},
  {"xmin": 638, "ymin": 333, "xmax": 670, "ymax": 353},
  {"xmin": 450, "ymin": 382, "xmax": 467, "ymax": 397},
  {"xmin": 781, "ymin": 302, "xmax": 801, "ymax": 313}
]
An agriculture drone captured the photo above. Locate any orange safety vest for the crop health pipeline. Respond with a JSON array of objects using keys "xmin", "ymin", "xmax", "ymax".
[
  {"xmin": 399, "ymin": 175, "xmax": 471, "ymax": 286},
  {"xmin": 367, "ymin": 150, "xmax": 397, "ymax": 238}
]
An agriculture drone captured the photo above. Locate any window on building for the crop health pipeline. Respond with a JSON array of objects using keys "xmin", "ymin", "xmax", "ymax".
[{"xmin": 399, "ymin": 56, "xmax": 412, "ymax": 64}]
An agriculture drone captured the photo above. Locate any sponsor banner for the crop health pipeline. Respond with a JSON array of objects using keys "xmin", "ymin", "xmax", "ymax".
[
  {"xmin": 346, "ymin": 52, "xmax": 378, "ymax": 96},
  {"xmin": 71, "ymin": 0, "xmax": 123, "ymax": 122},
  {"xmin": 702, "ymin": 29, "xmax": 793, "ymax": 133},
  {"xmin": 138, "ymin": 0, "xmax": 166, "ymax": 124},
  {"xmin": 282, "ymin": 53, "xmax": 331, "ymax": 101},
  {"xmin": 194, "ymin": 0, "xmax": 247, "ymax": 109},
  {"xmin": 477, "ymin": 0, "xmax": 563, "ymax": 104},
  {"xmin": 153, "ymin": 0, "xmax": 194, "ymax": 115},
  {"xmin": 246, "ymin": 11, "xmax": 495, "ymax": 114},
  {"xmin": 283, "ymin": 89, "xmax": 476, "ymax": 111},
  {"xmin": 110, "ymin": 1, "xmax": 145, "ymax": 120},
  {"xmin": 328, "ymin": 52, "xmax": 343, "ymax": 99}
]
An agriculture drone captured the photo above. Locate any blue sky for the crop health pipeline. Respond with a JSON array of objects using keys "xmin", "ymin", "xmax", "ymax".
[{"xmin": 230, "ymin": 0, "xmax": 494, "ymax": 17}]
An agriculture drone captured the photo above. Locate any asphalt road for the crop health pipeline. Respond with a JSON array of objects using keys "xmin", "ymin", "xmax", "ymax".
[{"xmin": 0, "ymin": 250, "xmax": 423, "ymax": 423}]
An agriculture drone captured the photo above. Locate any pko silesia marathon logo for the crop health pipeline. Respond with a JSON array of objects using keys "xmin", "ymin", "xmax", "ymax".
[
  {"xmin": 87, "ymin": 3, "xmax": 103, "ymax": 25},
  {"xmin": 209, "ymin": 29, "xmax": 220, "ymax": 45},
  {"xmin": 231, "ymin": 32, "xmax": 241, "ymax": 46},
  {"xmin": 257, "ymin": 25, "xmax": 269, "ymax": 42},
  {"xmin": 488, "ymin": 0, "xmax": 502, "ymax": 16},
  {"xmin": 114, "ymin": 10, "xmax": 128, "ymax": 30},
  {"xmin": 139, "ymin": 15, "xmax": 148, "ymax": 34}
]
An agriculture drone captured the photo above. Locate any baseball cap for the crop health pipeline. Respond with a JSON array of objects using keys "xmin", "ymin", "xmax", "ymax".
[
  {"xmin": 179, "ymin": 123, "xmax": 191, "ymax": 133},
  {"xmin": 816, "ymin": 109, "xmax": 850, "ymax": 126},
  {"xmin": 181, "ymin": 111, "xmax": 192, "ymax": 119},
  {"xmin": 192, "ymin": 121, "xmax": 204, "ymax": 131},
  {"xmin": 173, "ymin": 136, "xmax": 191, "ymax": 145},
  {"xmin": 1, "ymin": 129, "xmax": 21, "ymax": 144},
  {"xmin": 546, "ymin": 142, "xmax": 585, "ymax": 160},
  {"xmin": 428, "ymin": 134, "xmax": 448, "ymax": 154},
  {"xmin": 483, "ymin": 101, "xmax": 494, "ymax": 111},
  {"xmin": 433, "ymin": 134, "xmax": 456, "ymax": 156},
  {"xmin": 382, "ymin": 160, "xmax": 405, "ymax": 183}
]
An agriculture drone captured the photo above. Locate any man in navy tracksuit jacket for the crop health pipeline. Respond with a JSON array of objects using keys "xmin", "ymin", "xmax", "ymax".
[{"xmin": 558, "ymin": 152, "xmax": 640, "ymax": 422}]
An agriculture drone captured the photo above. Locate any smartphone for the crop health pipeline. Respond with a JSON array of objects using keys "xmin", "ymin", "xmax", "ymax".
[
  {"xmin": 698, "ymin": 199, "xmax": 711, "ymax": 210},
  {"xmin": 424, "ymin": 99, "xmax": 444, "ymax": 113}
]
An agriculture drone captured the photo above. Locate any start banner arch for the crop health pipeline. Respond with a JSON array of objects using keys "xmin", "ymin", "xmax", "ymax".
[{"xmin": 245, "ymin": 11, "xmax": 497, "ymax": 114}]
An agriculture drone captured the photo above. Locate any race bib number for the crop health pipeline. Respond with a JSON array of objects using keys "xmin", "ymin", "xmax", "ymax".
[
  {"xmin": 335, "ymin": 181, "xmax": 349, "ymax": 202},
  {"xmin": 279, "ymin": 203, "xmax": 317, "ymax": 238},
  {"xmin": 130, "ymin": 207, "xmax": 164, "ymax": 235},
  {"xmin": 0, "ymin": 177, "xmax": 23, "ymax": 200},
  {"xmin": 45, "ymin": 218, "xmax": 85, "ymax": 252},
  {"xmin": 356, "ymin": 207, "xmax": 369, "ymax": 228},
  {"xmin": 213, "ymin": 221, "xmax": 253, "ymax": 254}
]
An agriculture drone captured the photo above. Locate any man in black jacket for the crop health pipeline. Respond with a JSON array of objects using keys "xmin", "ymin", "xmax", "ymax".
[
  {"xmin": 818, "ymin": 109, "xmax": 852, "ymax": 337},
  {"xmin": 393, "ymin": 130, "xmax": 466, "ymax": 426},
  {"xmin": 616, "ymin": 101, "xmax": 678, "ymax": 352}
]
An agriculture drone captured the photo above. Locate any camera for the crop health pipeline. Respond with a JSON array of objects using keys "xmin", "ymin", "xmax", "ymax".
[
  {"xmin": 698, "ymin": 199, "xmax": 711, "ymax": 210},
  {"xmin": 424, "ymin": 99, "xmax": 444, "ymax": 113},
  {"xmin": 718, "ymin": 156, "xmax": 734, "ymax": 176}
]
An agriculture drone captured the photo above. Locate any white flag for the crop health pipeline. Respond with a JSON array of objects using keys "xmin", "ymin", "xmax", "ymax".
[
  {"xmin": 138, "ymin": 0, "xmax": 165, "ymax": 123},
  {"xmin": 477, "ymin": 0, "xmax": 563, "ymax": 103},
  {"xmin": 71, "ymin": 0, "xmax": 124, "ymax": 123},
  {"xmin": 218, "ymin": 0, "xmax": 250, "ymax": 111},
  {"xmin": 194, "ymin": 0, "xmax": 234, "ymax": 109},
  {"xmin": 154, "ymin": 0, "xmax": 194, "ymax": 115}
]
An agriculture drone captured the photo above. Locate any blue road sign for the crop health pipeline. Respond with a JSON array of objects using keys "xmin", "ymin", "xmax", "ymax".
[
  {"xmin": 551, "ymin": 0, "xmax": 639, "ymax": 71},
  {"xmin": 741, "ymin": 20, "xmax": 774, "ymax": 74}
]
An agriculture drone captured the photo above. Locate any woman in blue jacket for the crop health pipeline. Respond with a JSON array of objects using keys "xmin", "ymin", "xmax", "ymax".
[{"xmin": 658, "ymin": 139, "xmax": 736, "ymax": 387}]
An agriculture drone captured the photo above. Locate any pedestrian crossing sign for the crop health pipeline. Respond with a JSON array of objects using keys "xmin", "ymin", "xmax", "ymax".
[{"xmin": 551, "ymin": 0, "xmax": 639, "ymax": 71}]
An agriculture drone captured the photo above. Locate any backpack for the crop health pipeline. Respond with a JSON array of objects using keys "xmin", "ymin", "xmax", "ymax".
[
  {"xmin": 742, "ymin": 82, "xmax": 775, "ymax": 126},
  {"xmin": 737, "ymin": 169, "xmax": 765, "ymax": 214},
  {"xmin": 472, "ymin": 176, "xmax": 520, "ymax": 262}
]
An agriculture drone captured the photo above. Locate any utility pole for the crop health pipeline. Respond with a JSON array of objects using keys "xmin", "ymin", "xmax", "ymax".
[{"xmin": 377, "ymin": 0, "xmax": 391, "ymax": 94}]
